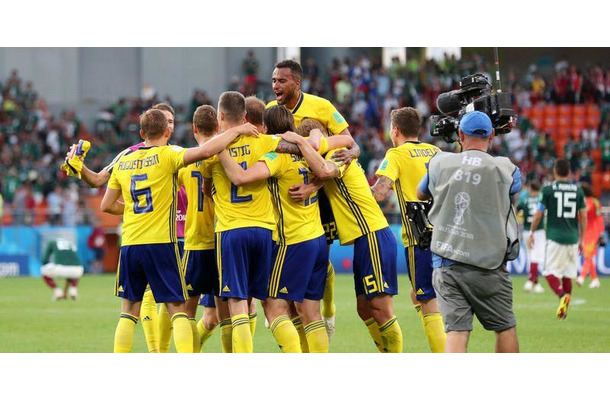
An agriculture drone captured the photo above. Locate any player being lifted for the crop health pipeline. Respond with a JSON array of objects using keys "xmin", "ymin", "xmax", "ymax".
[
  {"xmin": 217, "ymin": 105, "xmax": 353, "ymax": 352},
  {"xmin": 278, "ymin": 130, "xmax": 403, "ymax": 353},
  {"xmin": 268, "ymin": 59, "xmax": 359, "ymax": 339},
  {"xmin": 62, "ymin": 103, "xmax": 182, "ymax": 353},
  {"xmin": 517, "ymin": 182, "xmax": 545, "ymax": 293},
  {"xmin": 101, "ymin": 108, "xmax": 258, "ymax": 352},
  {"xmin": 370, "ymin": 107, "xmax": 446, "ymax": 353},
  {"xmin": 529, "ymin": 159, "xmax": 587, "ymax": 319}
]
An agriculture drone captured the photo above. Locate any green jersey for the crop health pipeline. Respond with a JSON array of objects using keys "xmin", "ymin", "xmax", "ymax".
[
  {"xmin": 42, "ymin": 239, "xmax": 81, "ymax": 266},
  {"xmin": 517, "ymin": 194, "xmax": 544, "ymax": 231},
  {"xmin": 539, "ymin": 181, "xmax": 585, "ymax": 245}
]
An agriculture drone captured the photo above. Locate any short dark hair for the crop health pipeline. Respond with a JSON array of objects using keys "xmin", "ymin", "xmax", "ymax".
[
  {"xmin": 391, "ymin": 107, "xmax": 422, "ymax": 138},
  {"xmin": 152, "ymin": 102, "xmax": 175, "ymax": 116},
  {"xmin": 275, "ymin": 59, "xmax": 302, "ymax": 81},
  {"xmin": 245, "ymin": 96, "xmax": 266, "ymax": 126},
  {"xmin": 581, "ymin": 182, "xmax": 593, "ymax": 197},
  {"xmin": 140, "ymin": 109, "xmax": 168, "ymax": 140},
  {"xmin": 529, "ymin": 182, "xmax": 541, "ymax": 192},
  {"xmin": 297, "ymin": 118, "xmax": 325, "ymax": 137},
  {"xmin": 193, "ymin": 105, "xmax": 218, "ymax": 137},
  {"xmin": 264, "ymin": 105, "xmax": 295, "ymax": 135},
  {"xmin": 554, "ymin": 159, "xmax": 571, "ymax": 177},
  {"xmin": 218, "ymin": 91, "xmax": 246, "ymax": 124}
]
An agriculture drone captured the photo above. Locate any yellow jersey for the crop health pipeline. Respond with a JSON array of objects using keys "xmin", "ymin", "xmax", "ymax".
[
  {"xmin": 178, "ymin": 160, "xmax": 215, "ymax": 250},
  {"xmin": 261, "ymin": 152, "xmax": 324, "ymax": 245},
  {"xmin": 267, "ymin": 92, "xmax": 349, "ymax": 135},
  {"xmin": 375, "ymin": 141, "xmax": 440, "ymax": 247},
  {"xmin": 203, "ymin": 134, "xmax": 280, "ymax": 233},
  {"xmin": 323, "ymin": 148, "xmax": 389, "ymax": 245},
  {"xmin": 107, "ymin": 145, "xmax": 185, "ymax": 246}
]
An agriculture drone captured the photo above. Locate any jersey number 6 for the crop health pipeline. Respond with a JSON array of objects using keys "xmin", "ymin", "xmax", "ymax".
[{"xmin": 130, "ymin": 174, "xmax": 153, "ymax": 214}]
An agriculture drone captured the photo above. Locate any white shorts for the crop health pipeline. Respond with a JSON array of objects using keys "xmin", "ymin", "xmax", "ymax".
[
  {"xmin": 543, "ymin": 240, "xmax": 579, "ymax": 279},
  {"xmin": 523, "ymin": 230, "xmax": 546, "ymax": 264},
  {"xmin": 41, "ymin": 264, "xmax": 84, "ymax": 280}
]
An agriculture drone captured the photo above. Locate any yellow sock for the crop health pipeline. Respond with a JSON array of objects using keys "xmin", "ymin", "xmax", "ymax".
[
  {"xmin": 158, "ymin": 303, "xmax": 172, "ymax": 353},
  {"xmin": 171, "ymin": 312, "xmax": 193, "ymax": 353},
  {"xmin": 414, "ymin": 304, "xmax": 424, "ymax": 326},
  {"xmin": 219, "ymin": 318, "xmax": 233, "ymax": 353},
  {"xmin": 197, "ymin": 318, "xmax": 215, "ymax": 351},
  {"xmin": 304, "ymin": 320, "xmax": 329, "ymax": 353},
  {"xmin": 189, "ymin": 318, "xmax": 201, "ymax": 353},
  {"xmin": 270, "ymin": 315, "xmax": 302, "ymax": 353},
  {"xmin": 231, "ymin": 314, "xmax": 253, "ymax": 353},
  {"xmin": 249, "ymin": 312, "xmax": 258, "ymax": 338},
  {"xmin": 379, "ymin": 316, "xmax": 403, "ymax": 353},
  {"xmin": 114, "ymin": 313, "xmax": 138, "ymax": 353},
  {"xmin": 364, "ymin": 318, "xmax": 385, "ymax": 353},
  {"xmin": 321, "ymin": 262, "xmax": 336, "ymax": 318},
  {"xmin": 140, "ymin": 289, "xmax": 159, "ymax": 353},
  {"xmin": 292, "ymin": 316, "xmax": 309, "ymax": 353},
  {"xmin": 423, "ymin": 312, "xmax": 447, "ymax": 353}
]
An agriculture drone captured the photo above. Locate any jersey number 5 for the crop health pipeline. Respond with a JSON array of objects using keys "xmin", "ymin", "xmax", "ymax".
[{"xmin": 130, "ymin": 174, "xmax": 153, "ymax": 214}]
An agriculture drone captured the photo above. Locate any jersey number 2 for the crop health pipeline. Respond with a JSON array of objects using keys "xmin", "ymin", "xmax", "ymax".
[{"xmin": 231, "ymin": 162, "xmax": 253, "ymax": 203}]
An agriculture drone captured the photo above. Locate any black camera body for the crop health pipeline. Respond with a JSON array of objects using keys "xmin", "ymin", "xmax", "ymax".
[
  {"xmin": 430, "ymin": 73, "xmax": 516, "ymax": 143},
  {"xmin": 406, "ymin": 201, "xmax": 434, "ymax": 250}
]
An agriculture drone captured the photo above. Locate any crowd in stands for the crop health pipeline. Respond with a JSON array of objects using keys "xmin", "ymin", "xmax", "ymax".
[{"xmin": 2, "ymin": 50, "xmax": 610, "ymax": 226}]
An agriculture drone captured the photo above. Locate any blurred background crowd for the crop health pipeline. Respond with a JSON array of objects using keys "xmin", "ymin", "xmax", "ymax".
[{"xmin": 2, "ymin": 50, "xmax": 610, "ymax": 227}]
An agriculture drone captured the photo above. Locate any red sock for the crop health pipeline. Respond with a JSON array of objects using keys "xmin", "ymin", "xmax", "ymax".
[
  {"xmin": 562, "ymin": 278, "xmax": 572, "ymax": 294},
  {"xmin": 67, "ymin": 279, "xmax": 79, "ymax": 287},
  {"xmin": 43, "ymin": 276, "xmax": 57, "ymax": 289},
  {"xmin": 546, "ymin": 275, "xmax": 564, "ymax": 297},
  {"xmin": 529, "ymin": 263, "xmax": 539, "ymax": 283},
  {"xmin": 580, "ymin": 258, "xmax": 592, "ymax": 278}
]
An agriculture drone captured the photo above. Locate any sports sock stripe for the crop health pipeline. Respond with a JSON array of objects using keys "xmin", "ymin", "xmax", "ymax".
[
  {"xmin": 379, "ymin": 316, "xmax": 397, "ymax": 332},
  {"xmin": 120, "ymin": 313, "xmax": 138, "ymax": 324},
  {"xmin": 171, "ymin": 312, "xmax": 188, "ymax": 323},
  {"xmin": 270, "ymin": 315, "xmax": 290, "ymax": 332}
]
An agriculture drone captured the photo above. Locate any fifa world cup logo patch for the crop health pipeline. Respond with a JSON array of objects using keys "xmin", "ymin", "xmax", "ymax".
[{"xmin": 453, "ymin": 192, "xmax": 470, "ymax": 226}]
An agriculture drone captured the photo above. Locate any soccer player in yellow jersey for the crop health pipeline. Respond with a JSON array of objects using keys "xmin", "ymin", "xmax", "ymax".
[
  {"xmin": 371, "ymin": 107, "xmax": 446, "ymax": 353},
  {"xmin": 279, "ymin": 131, "xmax": 403, "ymax": 353},
  {"xmin": 217, "ymin": 106, "xmax": 354, "ymax": 353},
  {"xmin": 269, "ymin": 59, "xmax": 359, "ymax": 338},
  {"xmin": 178, "ymin": 105, "xmax": 222, "ymax": 353},
  {"xmin": 101, "ymin": 108, "xmax": 258, "ymax": 353},
  {"xmin": 64, "ymin": 102, "xmax": 177, "ymax": 353},
  {"xmin": 202, "ymin": 91, "xmax": 309, "ymax": 353}
]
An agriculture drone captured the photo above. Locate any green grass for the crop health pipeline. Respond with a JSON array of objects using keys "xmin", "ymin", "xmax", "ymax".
[{"xmin": 0, "ymin": 274, "xmax": 608, "ymax": 352}]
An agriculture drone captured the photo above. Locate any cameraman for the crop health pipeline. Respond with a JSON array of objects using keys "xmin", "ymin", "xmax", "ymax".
[{"xmin": 417, "ymin": 111, "xmax": 521, "ymax": 353}]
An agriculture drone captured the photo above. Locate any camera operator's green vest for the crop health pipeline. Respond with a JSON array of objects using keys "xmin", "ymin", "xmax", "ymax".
[{"xmin": 427, "ymin": 150, "xmax": 519, "ymax": 270}]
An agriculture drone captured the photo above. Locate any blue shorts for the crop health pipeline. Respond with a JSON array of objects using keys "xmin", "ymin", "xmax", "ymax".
[
  {"xmin": 406, "ymin": 246, "xmax": 436, "ymax": 301},
  {"xmin": 115, "ymin": 243, "xmax": 187, "ymax": 303},
  {"xmin": 353, "ymin": 227, "xmax": 398, "ymax": 299},
  {"xmin": 216, "ymin": 227, "xmax": 272, "ymax": 300},
  {"xmin": 177, "ymin": 240, "xmax": 184, "ymax": 258},
  {"xmin": 199, "ymin": 294, "xmax": 216, "ymax": 308},
  {"xmin": 269, "ymin": 235, "xmax": 329, "ymax": 302},
  {"xmin": 183, "ymin": 249, "xmax": 218, "ymax": 297}
]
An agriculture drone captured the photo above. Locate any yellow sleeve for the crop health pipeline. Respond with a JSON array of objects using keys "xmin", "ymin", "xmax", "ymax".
[
  {"xmin": 317, "ymin": 136, "xmax": 329, "ymax": 155},
  {"xmin": 259, "ymin": 152, "xmax": 286, "ymax": 177},
  {"xmin": 178, "ymin": 167, "xmax": 188, "ymax": 186},
  {"xmin": 322, "ymin": 99, "xmax": 349, "ymax": 135},
  {"xmin": 107, "ymin": 169, "xmax": 121, "ymax": 190},
  {"xmin": 160, "ymin": 145, "xmax": 186, "ymax": 173},
  {"xmin": 201, "ymin": 156, "xmax": 217, "ymax": 178},
  {"xmin": 259, "ymin": 134, "xmax": 281, "ymax": 153},
  {"xmin": 375, "ymin": 149, "xmax": 400, "ymax": 182},
  {"xmin": 325, "ymin": 148, "xmax": 348, "ymax": 178}
]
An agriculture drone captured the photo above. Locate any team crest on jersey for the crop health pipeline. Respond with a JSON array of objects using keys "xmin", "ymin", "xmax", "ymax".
[
  {"xmin": 333, "ymin": 112, "xmax": 346, "ymax": 124},
  {"xmin": 379, "ymin": 159, "xmax": 389, "ymax": 171},
  {"xmin": 263, "ymin": 152, "xmax": 278, "ymax": 161}
]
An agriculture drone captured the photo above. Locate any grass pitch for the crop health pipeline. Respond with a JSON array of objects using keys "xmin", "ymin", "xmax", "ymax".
[{"xmin": 0, "ymin": 274, "xmax": 608, "ymax": 352}]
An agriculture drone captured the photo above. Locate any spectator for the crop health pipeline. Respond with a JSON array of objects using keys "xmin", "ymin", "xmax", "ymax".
[
  {"xmin": 87, "ymin": 226, "xmax": 106, "ymax": 274},
  {"xmin": 242, "ymin": 50, "xmax": 259, "ymax": 95},
  {"xmin": 46, "ymin": 186, "xmax": 63, "ymax": 225}
]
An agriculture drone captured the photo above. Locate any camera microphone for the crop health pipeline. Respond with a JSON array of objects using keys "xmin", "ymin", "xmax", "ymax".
[{"xmin": 436, "ymin": 91, "xmax": 462, "ymax": 116}]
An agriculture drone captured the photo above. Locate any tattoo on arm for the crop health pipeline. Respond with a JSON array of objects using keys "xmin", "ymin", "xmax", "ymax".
[
  {"xmin": 371, "ymin": 176, "xmax": 393, "ymax": 201},
  {"xmin": 275, "ymin": 140, "xmax": 302, "ymax": 155}
]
